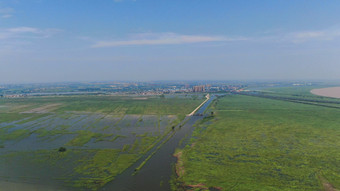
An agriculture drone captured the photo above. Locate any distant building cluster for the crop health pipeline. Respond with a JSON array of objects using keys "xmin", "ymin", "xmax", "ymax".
[
  {"xmin": 0, "ymin": 82, "xmax": 249, "ymax": 98},
  {"xmin": 192, "ymin": 85, "xmax": 213, "ymax": 92},
  {"xmin": 3, "ymin": 94, "xmax": 27, "ymax": 98},
  {"xmin": 193, "ymin": 85, "xmax": 204, "ymax": 92}
]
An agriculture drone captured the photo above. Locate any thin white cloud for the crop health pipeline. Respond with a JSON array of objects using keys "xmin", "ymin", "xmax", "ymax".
[
  {"xmin": 86, "ymin": 25, "xmax": 340, "ymax": 49},
  {"xmin": 282, "ymin": 27, "xmax": 340, "ymax": 43},
  {"xmin": 0, "ymin": 27, "xmax": 62, "ymax": 51},
  {"xmin": 7, "ymin": 27, "xmax": 40, "ymax": 33},
  {"xmin": 246, "ymin": 26, "xmax": 340, "ymax": 44},
  {"xmin": 294, "ymin": 31, "xmax": 324, "ymax": 39},
  {"xmin": 0, "ymin": 7, "xmax": 14, "ymax": 19},
  {"xmin": 0, "ymin": 27, "xmax": 61, "ymax": 40},
  {"xmin": 92, "ymin": 33, "xmax": 246, "ymax": 48},
  {"xmin": 2, "ymin": 14, "xmax": 12, "ymax": 18}
]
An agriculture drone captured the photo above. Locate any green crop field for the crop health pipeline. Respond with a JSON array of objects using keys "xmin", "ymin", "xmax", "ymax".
[
  {"xmin": 0, "ymin": 94, "xmax": 203, "ymax": 190},
  {"xmin": 174, "ymin": 92, "xmax": 340, "ymax": 190}
]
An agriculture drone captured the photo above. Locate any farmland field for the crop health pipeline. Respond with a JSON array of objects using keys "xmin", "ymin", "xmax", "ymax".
[
  {"xmin": 0, "ymin": 94, "xmax": 203, "ymax": 190},
  {"xmin": 174, "ymin": 90, "xmax": 340, "ymax": 190}
]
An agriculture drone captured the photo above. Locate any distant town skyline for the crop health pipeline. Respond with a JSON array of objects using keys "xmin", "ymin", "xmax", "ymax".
[{"xmin": 1, "ymin": 0, "xmax": 340, "ymax": 83}]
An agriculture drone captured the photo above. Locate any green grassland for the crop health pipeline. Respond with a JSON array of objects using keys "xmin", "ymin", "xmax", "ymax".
[{"xmin": 174, "ymin": 93, "xmax": 340, "ymax": 190}]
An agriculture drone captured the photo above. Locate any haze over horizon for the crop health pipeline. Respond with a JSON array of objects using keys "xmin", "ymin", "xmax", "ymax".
[{"xmin": 1, "ymin": 0, "xmax": 340, "ymax": 83}]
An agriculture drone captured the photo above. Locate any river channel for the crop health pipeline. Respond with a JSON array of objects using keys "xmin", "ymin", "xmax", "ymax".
[{"xmin": 101, "ymin": 95, "xmax": 215, "ymax": 191}]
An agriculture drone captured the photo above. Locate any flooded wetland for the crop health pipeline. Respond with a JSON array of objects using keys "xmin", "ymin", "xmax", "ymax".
[
  {"xmin": 0, "ymin": 94, "xmax": 205, "ymax": 190},
  {"xmin": 2, "ymin": 87, "xmax": 340, "ymax": 191}
]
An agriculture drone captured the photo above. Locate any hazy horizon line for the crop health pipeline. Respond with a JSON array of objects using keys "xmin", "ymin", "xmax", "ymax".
[{"xmin": 1, "ymin": 79, "xmax": 340, "ymax": 85}]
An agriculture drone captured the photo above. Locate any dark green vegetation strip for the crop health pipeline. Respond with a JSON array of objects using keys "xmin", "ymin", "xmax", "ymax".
[
  {"xmin": 175, "ymin": 94, "xmax": 340, "ymax": 190},
  {"xmin": 239, "ymin": 91, "xmax": 340, "ymax": 110}
]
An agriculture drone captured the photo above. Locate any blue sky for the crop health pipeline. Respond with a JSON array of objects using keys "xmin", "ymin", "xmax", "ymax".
[{"xmin": 1, "ymin": 0, "xmax": 340, "ymax": 83}]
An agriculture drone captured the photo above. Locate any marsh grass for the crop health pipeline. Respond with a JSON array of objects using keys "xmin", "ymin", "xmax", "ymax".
[
  {"xmin": 176, "ymin": 94, "xmax": 340, "ymax": 190},
  {"xmin": 65, "ymin": 130, "xmax": 113, "ymax": 147}
]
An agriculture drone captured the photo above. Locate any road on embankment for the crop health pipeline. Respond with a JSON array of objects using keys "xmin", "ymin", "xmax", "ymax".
[{"xmin": 188, "ymin": 94, "xmax": 210, "ymax": 116}]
